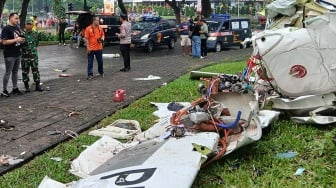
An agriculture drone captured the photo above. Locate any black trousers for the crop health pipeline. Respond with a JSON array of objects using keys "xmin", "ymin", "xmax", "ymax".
[
  {"xmin": 201, "ymin": 38, "xmax": 207, "ymax": 57},
  {"xmin": 120, "ymin": 44, "xmax": 131, "ymax": 69},
  {"xmin": 58, "ymin": 32, "xmax": 65, "ymax": 43}
]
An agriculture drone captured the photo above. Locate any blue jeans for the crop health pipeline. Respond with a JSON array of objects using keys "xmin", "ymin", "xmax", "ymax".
[
  {"xmin": 191, "ymin": 36, "xmax": 201, "ymax": 58},
  {"xmin": 87, "ymin": 50, "xmax": 103, "ymax": 76}
]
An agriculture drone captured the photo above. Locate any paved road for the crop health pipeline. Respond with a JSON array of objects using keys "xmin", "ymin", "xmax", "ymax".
[
  {"xmin": 0, "ymin": 42, "xmax": 252, "ymax": 175},
  {"xmin": 0, "ymin": 43, "xmax": 180, "ymax": 90}
]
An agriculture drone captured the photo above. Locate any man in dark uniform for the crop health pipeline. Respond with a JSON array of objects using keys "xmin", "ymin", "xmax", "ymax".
[
  {"xmin": 58, "ymin": 17, "xmax": 68, "ymax": 46},
  {"xmin": 21, "ymin": 19, "xmax": 43, "ymax": 92}
]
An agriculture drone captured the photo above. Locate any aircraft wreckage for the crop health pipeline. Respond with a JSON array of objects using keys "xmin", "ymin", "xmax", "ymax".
[{"xmin": 39, "ymin": 0, "xmax": 336, "ymax": 187}]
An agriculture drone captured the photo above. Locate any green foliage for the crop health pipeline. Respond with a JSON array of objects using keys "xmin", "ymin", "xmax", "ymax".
[
  {"xmin": 163, "ymin": 7, "xmax": 168, "ymax": 16},
  {"xmin": 157, "ymin": 7, "xmax": 163, "ymax": 16},
  {"xmin": 90, "ymin": 5, "xmax": 98, "ymax": 14},
  {"xmin": 37, "ymin": 31, "xmax": 72, "ymax": 42},
  {"xmin": 38, "ymin": 32, "xmax": 54, "ymax": 41},
  {"xmin": 185, "ymin": 6, "xmax": 195, "ymax": 17},
  {"xmin": 52, "ymin": 0, "xmax": 66, "ymax": 19}
]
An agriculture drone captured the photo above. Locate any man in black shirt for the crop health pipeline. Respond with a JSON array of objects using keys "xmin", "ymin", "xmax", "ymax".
[
  {"xmin": 58, "ymin": 17, "xmax": 68, "ymax": 46},
  {"xmin": 1, "ymin": 13, "xmax": 25, "ymax": 97}
]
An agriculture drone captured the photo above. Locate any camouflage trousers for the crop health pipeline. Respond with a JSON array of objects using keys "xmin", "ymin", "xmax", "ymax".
[{"xmin": 21, "ymin": 57, "xmax": 40, "ymax": 83}]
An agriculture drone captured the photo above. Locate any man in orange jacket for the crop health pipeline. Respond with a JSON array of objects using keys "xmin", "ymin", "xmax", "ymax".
[{"xmin": 84, "ymin": 16, "xmax": 105, "ymax": 80}]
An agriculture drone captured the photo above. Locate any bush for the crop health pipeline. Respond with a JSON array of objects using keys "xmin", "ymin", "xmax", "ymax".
[
  {"xmin": 38, "ymin": 31, "xmax": 52, "ymax": 41},
  {"xmin": 38, "ymin": 31, "xmax": 72, "ymax": 42}
]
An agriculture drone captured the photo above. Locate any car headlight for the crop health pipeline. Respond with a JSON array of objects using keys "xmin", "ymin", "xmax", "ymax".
[
  {"xmin": 141, "ymin": 34, "xmax": 149, "ymax": 40},
  {"xmin": 207, "ymin": 37, "xmax": 217, "ymax": 41}
]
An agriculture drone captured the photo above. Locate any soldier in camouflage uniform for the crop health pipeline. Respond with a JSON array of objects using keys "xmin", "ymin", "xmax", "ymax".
[{"xmin": 21, "ymin": 20, "xmax": 43, "ymax": 92}]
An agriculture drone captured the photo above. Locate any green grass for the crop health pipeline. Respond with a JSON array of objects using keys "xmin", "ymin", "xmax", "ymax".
[{"xmin": 0, "ymin": 61, "xmax": 335, "ymax": 187}]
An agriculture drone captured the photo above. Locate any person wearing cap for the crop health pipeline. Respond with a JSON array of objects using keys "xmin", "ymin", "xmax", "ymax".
[
  {"xmin": 116, "ymin": 13, "xmax": 132, "ymax": 72},
  {"xmin": 199, "ymin": 18, "xmax": 208, "ymax": 58},
  {"xmin": 21, "ymin": 19, "xmax": 43, "ymax": 92},
  {"xmin": 57, "ymin": 17, "xmax": 68, "ymax": 46}
]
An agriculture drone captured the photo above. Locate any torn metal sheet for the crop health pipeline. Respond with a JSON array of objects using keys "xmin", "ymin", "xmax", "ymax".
[
  {"xmin": 59, "ymin": 74, "xmax": 73, "ymax": 77},
  {"xmin": 266, "ymin": 0, "xmax": 297, "ymax": 18},
  {"xmin": 150, "ymin": 102, "xmax": 190, "ymax": 119},
  {"xmin": 38, "ymin": 176, "xmax": 70, "ymax": 188},
  {"xmin": 88, "ymin": 119, "xmax": 141, "ymax": 140},
  {"xmin": 133, "ymin": 116, "xmax": 170, "ymax": 142},
  {"xmin": 253, "ymin": 13, "xmax": 336, "ymax": 97},
  {"xmin": 53, "ymin": 68, "xmax": 68, "ymax": 72},
  {"xmin": 291, "ymin": 115, "xmax": 336, "ymax": 124},
  {"xmin": 69, "ymin": 136, "xmax": 138, "ymax": 178},
  {"xmin": 72, "ymin": 132, "xmax": 219, "ymax": 188},
  {"xmin": 102, "ymin": 53, "xmax": 120, "ymax": 58},
  {"xmin": 132, "ymin": 75, "xmax": 161, "ymax": 81},
  {"xmin": 246, "ymin": 2, "xmax": 336, "ymax": 124},
  {"xmin": 269, "ymin": 91, "xmax": 336, "ymax": 124}
]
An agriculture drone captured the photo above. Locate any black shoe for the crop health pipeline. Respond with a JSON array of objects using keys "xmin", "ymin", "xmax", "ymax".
[
  {"xmin": 12, "ymin": 88, "xmax": 23, "ymax": 95},
  {"xmin": 1, "ymin": 90, "xmax": 9, "ymax": 97},
  {"xmin": 24, "ymin": 82, "xmax": 30, "ymax": 92},
  {"xmin": 35, "ymin": 81, "xmax": 44, "ymax": 92},
  {"xmin": 36, "ymin": 85, "xmax": 44, "ymax": 92},
  {"xmin": 120, "ymin": 68, "xmax": 131, "ymax": 72},
  {"xmin": 0, "ymin": 120, "xmax": 14, "ymax": 131},
  {"xmin": 95, "ymin": 73, "xmax": 104, "ymax": 78}
]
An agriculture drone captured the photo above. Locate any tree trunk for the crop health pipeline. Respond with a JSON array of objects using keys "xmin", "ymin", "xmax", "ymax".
[
  {"xmin": 174, "ymin": 7, "xmax": 181, "ymax": 24},
  {"xmin": 117, "ymin": 0, "xmax": 127, "ymax": 15},
  {"xmin": 0, "ymin": 0, "xmax": 6, "ymax": 18},
  {"xmin": 201, "ymin": 0, "xmax": 211, "ymax": 18},
  {"xmin": 20, "ymin": 0, "xmax": 31, "ymax": 29},
  {"xmin": 84, "ymin": 0, "xmax": 88, "ymax": 11},
  {"xmin": 165, "ymin": 0, "xmax": 185, "ymax": 24}
]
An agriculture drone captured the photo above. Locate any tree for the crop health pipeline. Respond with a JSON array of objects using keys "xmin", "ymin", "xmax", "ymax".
[
  {"xmin": 165, "ymin": 0, "xmax": 185, "ymax": 24},
  {"xmin": 19, "ymin": 0, "xmax": 30, "ymax": 29},
  {"xmin": 0, "ymin": 0, "xmax": 6, "ymax": 18},
  {"xmin": 117, "ymin": 0, "xmax": 127, "ymax": 15},
  {"xmin": 201, "ymin": 0, "xmax": 211, "ymax": 18},
  {"xmin": 53, "ymin": 0, "xmax": 66, "ymax": 19}
]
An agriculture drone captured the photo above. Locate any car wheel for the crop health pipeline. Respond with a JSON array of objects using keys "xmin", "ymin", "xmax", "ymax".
[
  {"xmin": 146, "ymin": 41, "xmax": 154, "ymax": 53},
  {"xmin": 215, "ymin": 42, "xmax": 222, "ymax": 52},
  {"xmin": 168, "ymin": 38, "xmax": 175, "ymax": 49}
]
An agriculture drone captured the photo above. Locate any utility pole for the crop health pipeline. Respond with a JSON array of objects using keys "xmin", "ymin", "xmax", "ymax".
[
  {"xmin": 237, "ymin": 0, "xmax": 240, "ymax": 17},
  {"xmin": 84, "ymin": 0, "xmax": 88, "ymax": 11}
]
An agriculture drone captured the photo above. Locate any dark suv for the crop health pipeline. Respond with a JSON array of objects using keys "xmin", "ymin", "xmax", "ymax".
[
  {"xmin": 99, "ymin": 15, "xmax": 120, "ymax": 45},
  {"xmin": 67, "ymin": 11, "xmax": 120, "ymax": 45},
  {"xmin": 131, "ymin": 16, "xmax": 177, "ymax": 52}
]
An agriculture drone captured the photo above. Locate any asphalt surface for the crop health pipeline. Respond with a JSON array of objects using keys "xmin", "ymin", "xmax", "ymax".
[{"xmin": 0, "ymin": 42, "xmax": 252, "ymax": 175}]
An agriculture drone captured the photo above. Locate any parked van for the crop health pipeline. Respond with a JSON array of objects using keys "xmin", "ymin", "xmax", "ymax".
[
  {"xmin": 206, "ymin": 17, "xmax": 252, "ymax": 52},
  {"xmin": 131, "ymin": 16, "xmax": 177, "ymax": 52}
]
